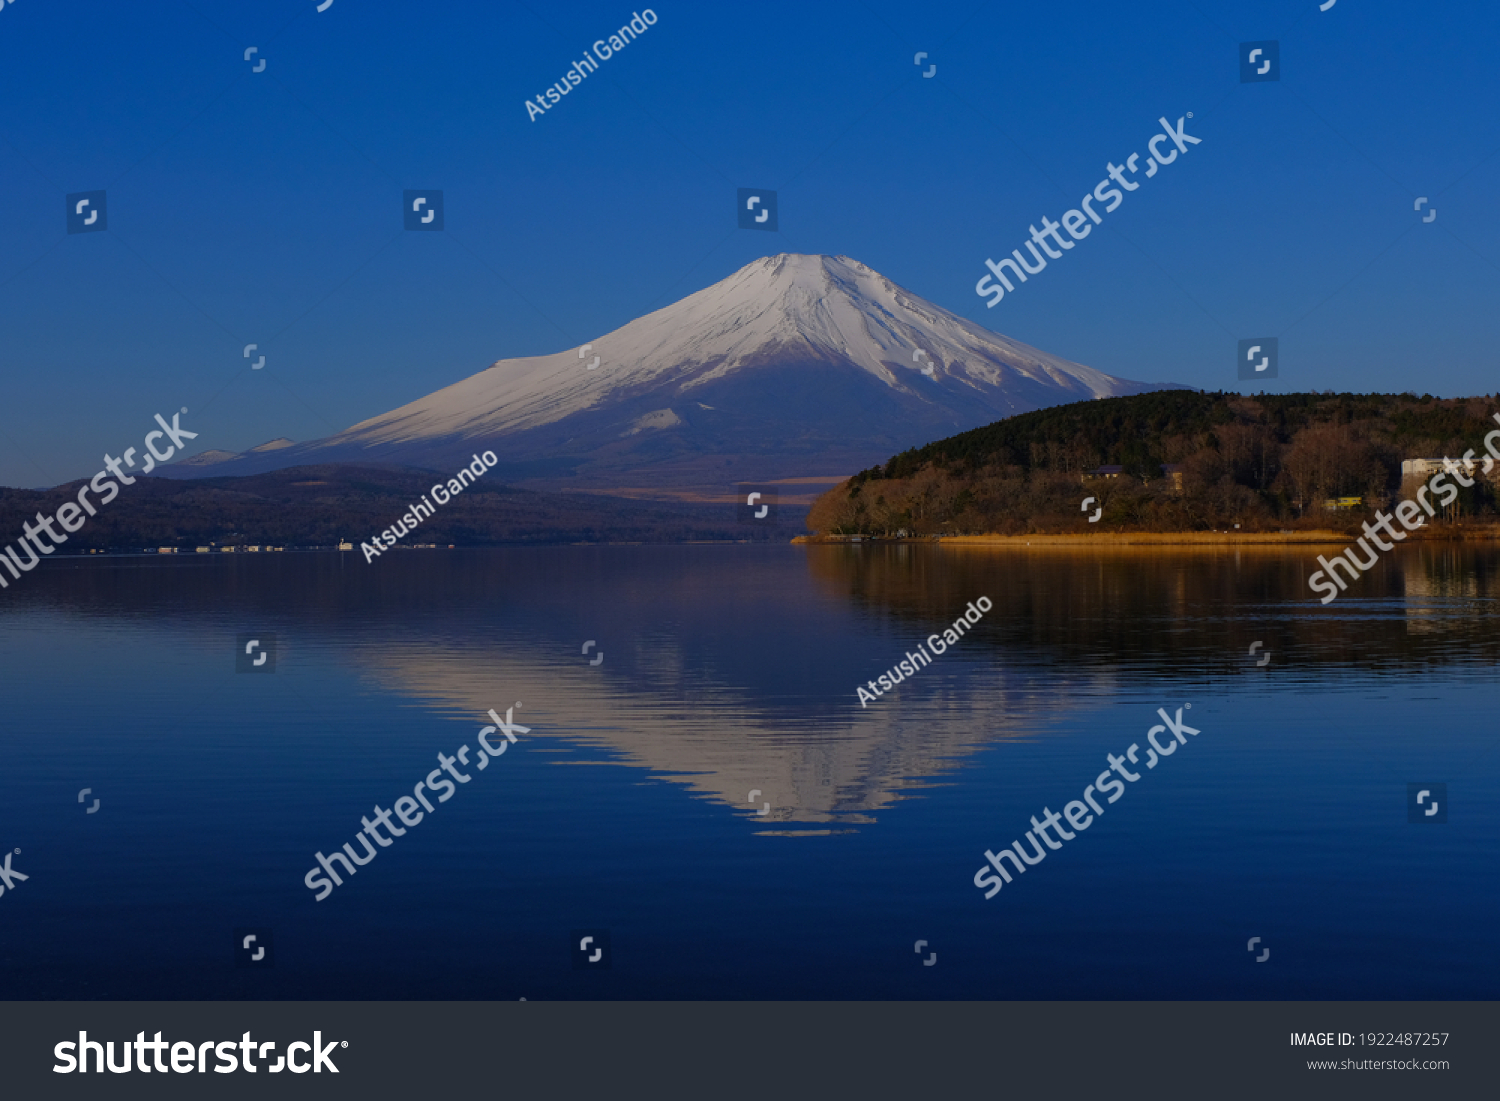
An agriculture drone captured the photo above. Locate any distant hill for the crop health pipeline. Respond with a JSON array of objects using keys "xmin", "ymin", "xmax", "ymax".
[
  {"xmin": 807, "ymin": 391, "xmax": 1500, "ymax": 535},
  {"xmin": 0, "ymin": 464, "xmax": 799, "ymax": 551},
  {"xmin": 173, "ymin": 437, "xmax": 299, "ymax": 469}
]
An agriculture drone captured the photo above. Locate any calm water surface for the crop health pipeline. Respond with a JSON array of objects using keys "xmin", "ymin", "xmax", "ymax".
[{"xmin": 1, "ymin": 544, "xmax": 1497, "ymax": 999}]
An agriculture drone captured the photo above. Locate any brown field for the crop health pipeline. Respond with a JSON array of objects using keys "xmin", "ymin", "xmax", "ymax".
[
  {"xmin": 795, "ymin": 527, "xmax": 1500, "ymax": 546},
  {"xmin": 938, "ymin": 531, "xmax": 1352, "ymax": 546},
  {"xmin": 794, "ymin": 531, "xmax": 1354, "ymax": 546}
]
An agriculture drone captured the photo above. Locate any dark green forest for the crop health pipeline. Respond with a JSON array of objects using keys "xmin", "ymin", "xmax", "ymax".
[{"xmin": 809, "ymin": 391, "xmax": 1500, "ymax": 535}]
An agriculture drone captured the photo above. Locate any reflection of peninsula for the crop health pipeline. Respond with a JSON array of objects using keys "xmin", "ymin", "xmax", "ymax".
[
  {"xmin": 11, "ymin": 542, "xmax": 1498, "ymax": 829},
  {"xmin": 805, "ymin": 542, "xmax": 1500, "ymax": 678}
]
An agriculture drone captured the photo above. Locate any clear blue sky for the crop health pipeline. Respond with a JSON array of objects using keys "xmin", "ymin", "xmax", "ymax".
[{"xmin": 2, "ymin": 0, "xmax": 1497, "ymax": 487}]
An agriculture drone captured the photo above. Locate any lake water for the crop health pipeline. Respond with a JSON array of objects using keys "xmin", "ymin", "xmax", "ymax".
[{"xmin": 2, "ymin": 543, "xmax": 1497, "ymax": 999}]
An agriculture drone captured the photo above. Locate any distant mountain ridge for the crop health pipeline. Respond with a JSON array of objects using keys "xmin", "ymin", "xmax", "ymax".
[
  {"xmin": 0, "ymin": 464, "xmax": 787, "ymax": 549},
  {"xmin": 164, "ymin": 254, "xmax": 1192, "ymax": 496},
  {"xmin": 175, "ymin": 437, "xmax": 295, "ymax": 469}
]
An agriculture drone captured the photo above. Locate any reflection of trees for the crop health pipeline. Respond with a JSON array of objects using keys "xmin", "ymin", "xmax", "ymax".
[
  {"xmin": 803, "ymin": 543, "xmax": 1500, "ymax": 677},
  {"xmin": 17, "ymin": 543, "xmax": 1499, "ymax": 830},
  {"xmin": 1401, "ymin": 543, "xmax": 1500, "ymax": 635}
]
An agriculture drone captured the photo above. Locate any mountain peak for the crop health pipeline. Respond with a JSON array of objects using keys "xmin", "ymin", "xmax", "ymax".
[
  {"xmin": 164, "ymin": 254, "xmax": 1190, "ymax": 493},
  {"xmin": 249, "ymin": 437, "xmax": 297, "ymax": 452}
]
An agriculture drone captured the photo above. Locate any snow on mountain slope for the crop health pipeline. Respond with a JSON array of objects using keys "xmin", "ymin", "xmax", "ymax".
[
  {"xmin": 332, "ymin": 253, "xmax": 1152, "ymax": 448},
  {"xmin": 165, "ymin": 254, "xmax": 1191, "ymax": 491}
]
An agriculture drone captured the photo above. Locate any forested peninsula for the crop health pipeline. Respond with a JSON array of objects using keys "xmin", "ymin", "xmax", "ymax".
[{"xmin": 807, "ymin": 391, "xmax": 1500, "ymax": 537}]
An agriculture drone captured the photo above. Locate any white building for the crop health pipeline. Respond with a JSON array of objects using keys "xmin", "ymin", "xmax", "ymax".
[{"xmin": 1402, "ymin": 457, "xmax": 1487, "ymax": 478}]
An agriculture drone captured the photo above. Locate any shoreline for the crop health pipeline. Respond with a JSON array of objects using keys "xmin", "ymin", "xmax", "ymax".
[
  {"xmin": 939, "ymin": 532, "xmax": 1349, "ymax": 545},
  {"xmin": 793, "ymin": 530, "xmax": 1500, "ymax": 546}
]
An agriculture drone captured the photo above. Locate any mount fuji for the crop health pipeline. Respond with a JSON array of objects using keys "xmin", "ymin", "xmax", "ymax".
[{"xmin": 170, "ymin": 254, "xmax": 1190, "ymax": 496}]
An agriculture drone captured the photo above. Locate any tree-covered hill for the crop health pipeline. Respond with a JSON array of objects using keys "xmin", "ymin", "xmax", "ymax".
[{"xmin": 808, "ymin": 391, "xmax": 1500, "ymax": 535}]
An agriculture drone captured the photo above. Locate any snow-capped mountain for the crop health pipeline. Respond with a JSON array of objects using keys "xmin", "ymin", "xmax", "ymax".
[{"xmin": 168, "ymin": 254, "xmax": 1190, "ymax": 492}]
